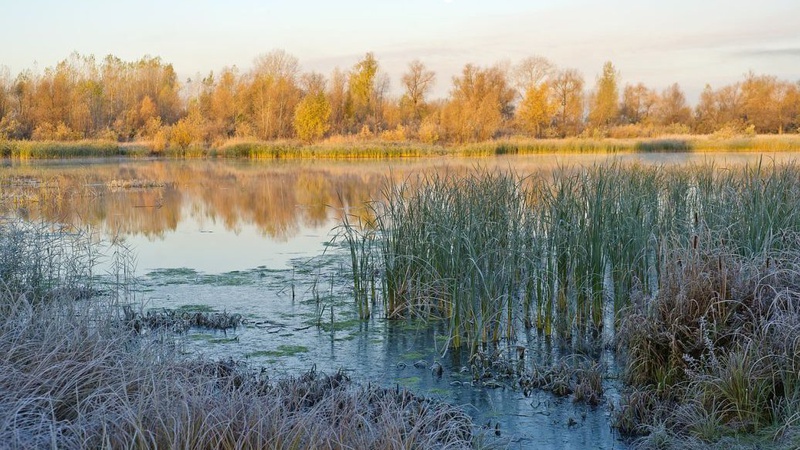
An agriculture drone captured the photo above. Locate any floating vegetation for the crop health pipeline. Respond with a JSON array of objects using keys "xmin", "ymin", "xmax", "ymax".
[
  {"xmin": 142, "ymin": 267, "xmax": 261, "ymax": 287},
  {"xmin": 122, "ymin": 305, "xmax": 243, "ymax": 333},
  {"xmin": 208, "ymin": 336, "xmax": 239, "ymax": 344},
  {"xmin": 175, "ymin": 303, "xmax": 215, "ymax": 313},
  {"xmin": 315, "ymin": 317, "xmax": 362, "ymax": 333},
  {"xmin": 144, "ymin": 267, "xmax": 199, "ymax": 285},
  {"xmin": 247, "ymin": 345, "xmax": 310, "ymax": 358},
  {"xmin": 106, "ymin": 179, "xmax": 168, "ymax": 191},
  {"xmin": 519, "ymin": 357, "xmax": 605, "ymax": 406}
]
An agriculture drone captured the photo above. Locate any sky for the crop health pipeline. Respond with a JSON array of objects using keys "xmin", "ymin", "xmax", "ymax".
[{"xmin": 1, "ymin": 0, "xmax": 799, "ymax": 102}]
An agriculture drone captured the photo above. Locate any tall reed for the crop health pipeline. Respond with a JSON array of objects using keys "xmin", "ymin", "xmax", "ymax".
[
  {"xmin": 343, "ymin": 160, "xmax": 800, "ymax": 360},
  {"xmin": 0, "ymin": 219, "xmax": 97, "ymax": 314}
]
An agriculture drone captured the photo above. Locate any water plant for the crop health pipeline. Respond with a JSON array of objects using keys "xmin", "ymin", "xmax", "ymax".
[
  {"xmin": 339, "ymin": 209, "xmax": 379, "ymax": 320},
  {"xmin": 346, "ymin": 159, "xmax": 800, "ymax": 347},
  {"xmin": 339, "ymin": 159, "xmax": 800, "ymax": 445},
  {"xmin": 0, "ymin": 218, "xmax": 97, "ymax": 314}
]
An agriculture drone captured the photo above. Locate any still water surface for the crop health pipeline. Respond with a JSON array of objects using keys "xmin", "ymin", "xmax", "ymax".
[{"xmin": 3, "ymin": 152, "xmax": 796, "ymax": 448}]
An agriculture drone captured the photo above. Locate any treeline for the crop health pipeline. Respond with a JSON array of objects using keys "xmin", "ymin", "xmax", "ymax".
[{"xmin": 0, "ymin": 51, "xmax": 798, "ymax": 148}]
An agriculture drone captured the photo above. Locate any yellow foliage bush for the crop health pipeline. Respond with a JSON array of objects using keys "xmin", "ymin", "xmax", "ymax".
[
  {"xmin": 418, "ymin": 116, "xmax": 440, "ymax": 144},
  {"xmin": 380, "ymin": 125, "xmax": 407, "ymax": 142}
]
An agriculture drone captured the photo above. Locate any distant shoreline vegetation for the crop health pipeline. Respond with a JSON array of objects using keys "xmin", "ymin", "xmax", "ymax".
[
  {"xmin": 1, "ymin": 51, "xmax": 799, "ymax": 152},
  {"xmin": 2, "ymin": 135, "xmax": 800, "ymax": 160}
]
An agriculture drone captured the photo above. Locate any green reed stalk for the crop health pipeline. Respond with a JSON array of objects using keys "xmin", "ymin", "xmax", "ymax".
[{"xmin": 345, "ymin": 160, "xmax": 800, "ymax": 360}]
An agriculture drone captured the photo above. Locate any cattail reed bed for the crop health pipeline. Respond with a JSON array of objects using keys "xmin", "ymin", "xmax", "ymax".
[
  {"xmin": 343, "ymin": 159, "xmax": 800, "ymax": 445},
  {"xmin": 0, "ymin": 219, "xmax": 479, "ymax": 449}
]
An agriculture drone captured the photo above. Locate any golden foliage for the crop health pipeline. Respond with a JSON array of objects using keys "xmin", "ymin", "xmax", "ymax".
[
  {"xmin": 2, "ymin": 51, "xmax": 800, "ymax": 149},
  {"xmin": 293, "ymin": 92, "xmax": 331, "ymax": 142}
]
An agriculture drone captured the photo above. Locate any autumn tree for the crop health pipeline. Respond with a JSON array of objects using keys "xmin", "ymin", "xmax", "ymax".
[
  {"xmin": 169, "ymin": 108, "xmax": 205, "ymax": 151},
  {"xmin": 442, "ymin": 63, "xmax": 515, "ymax": 142},
  {"xmin": 654, "ymin": 83, "xmax": 691, "ymax": 127},
  {"xmin": 778, "ymin": 82, "xmax": 800, "ymax": 134},
  {"xmin": 739, "ymin": 73, "xmax": 800, "ymax": 133},
  {"xmin": 516, "ymin": 82, "xmax": 551, "ymax": 137},
  {"xmin": 620, "ymin": 83, "xmax": 658, "ymax": 125},
  {"xmin": 513, "ymin": 56, "xmax": 555, "ymax": 137},
  {"xmin": 550, "ymin": 69, "xmax": 585, "ymax": 137},
  {"xmin": 247, "ymin": 50, "xmax": 301, "ymax": 140},
  {"xmin": 197, "ymin": 67, "xmax": 242, "ymax": 140},
  {"xmin": 693, "ymin": 83, "xmax": 747, "ymax": 134},
  {"xmin": 0, "ymin": 67, "xmax": 9, "ymax": 135},
  {"xmin": 400, "ymin": 60, "xmax": 435, "ymax": 128},
  {"xmin": 694, "ymin": 84, "xmax": 720, "ymax": 133},
  {"xmin": 95, "ymin": 55, "xmax": 181, "ymax": 140},
  {"xmin": 7, "ymin": 71, "xmax": 35, "ymax": 138},
  {"xmin": 587, "ymin": 61, "xmax": 619, "ymax": 128},
  {"xmin": 99, "ymin": 55, "xmax": 127, "ymax": 135},
  {"xmin": 512, "ymin": 56, "xmax": 554, "ymax": 95},
  {"xmin": 294, "ymin": 72, "xmax": 331, "ymax": 142},
  {"xmin": 345, "ymin": 52, "xmax": 390, "ymax": 135},
  {"xmin": 0, "ymin": 66, "xmax": 26, "ymax": 138},
  {"xmin": 327, "ymin": 68, "xmax": 348, "ymax": 135},
  {"xmin": 716, "ymin": 83, "xmax": 744, "ymax": 126},
  {"xmin": 30, "ymin": 63, "xmax": 72, "ymax": 138},
  {"xmin": 70, "ymin": 55, "xmax": 104, "ymax": 136}
]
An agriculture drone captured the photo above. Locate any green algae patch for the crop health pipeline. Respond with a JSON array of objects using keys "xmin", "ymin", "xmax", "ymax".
[
  {"xmin": 247, "ymin": 345, "xmax": 309, "ymax": 358},
  {"xmin": 401, "ymin": 351, "xmax": 426, "ymax": 361},
  {"xmin": 187, "ymin": 333, "xmax": 215, "ymax": 341},
  {"xmin": 396, "ymin": 376, "xmax": 421, "ymax": 387},
  {"xmin": 197, "ymin": 271, "xmax": 254, "ymax": 286},
  {"xmin": 208, "ymin": 337, "xmax": 239, "ymax": 344},
  {"xmin": 318, "ymin": 318, "xmax": 362, "ymax": 333},
  {"xmin": 176, "ymin": 304, "xmax": 215, "ymax": 313}
]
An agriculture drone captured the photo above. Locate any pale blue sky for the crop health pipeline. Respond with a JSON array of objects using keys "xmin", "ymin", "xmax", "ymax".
[{"xmin": 2, "ymin": 0, "xmax": 798, "ymax": 101}]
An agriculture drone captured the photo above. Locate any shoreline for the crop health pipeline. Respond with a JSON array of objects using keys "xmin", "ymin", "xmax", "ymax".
[{"xmin": 2, "ymin": 134, "xmax": 800, "ymax": 160}]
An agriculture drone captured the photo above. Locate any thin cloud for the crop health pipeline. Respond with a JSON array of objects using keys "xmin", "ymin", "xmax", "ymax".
[{"xmin": 732, "ymin": 47, "xmax": 800, "ymax": 58}]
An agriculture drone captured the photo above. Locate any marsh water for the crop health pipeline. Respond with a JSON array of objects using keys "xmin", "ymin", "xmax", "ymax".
[{"xmin": 3, "ymin": 152, "xmax": 797, "ymax": 448}]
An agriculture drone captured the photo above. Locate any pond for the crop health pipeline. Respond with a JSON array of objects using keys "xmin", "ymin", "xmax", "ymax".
[{"xmin": 2, "ymin": 152, "xmax": 797, "ymax": 448}]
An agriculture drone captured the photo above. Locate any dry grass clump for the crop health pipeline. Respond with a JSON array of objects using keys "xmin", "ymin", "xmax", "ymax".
[
  {"xmin": 615, "ymin": 236, "xmax": 800, "ymax": 447},
  {"xmin": 0, "ymin": 305, "xmax": 474, "ymax": 449},
  {"xmin": 519, "ymin": 356, "xmax": 604, "ymax": 406},
  {"xmin": 121, "ymin": 305, "xmax": 243, "ymax": 333}
]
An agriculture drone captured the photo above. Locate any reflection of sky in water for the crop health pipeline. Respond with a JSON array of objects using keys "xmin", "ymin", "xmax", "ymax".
[{"xmin": 123, "ymin": 205, "xmax": 337, "ymax": 274}]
